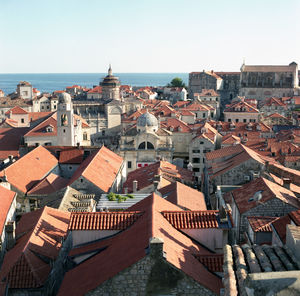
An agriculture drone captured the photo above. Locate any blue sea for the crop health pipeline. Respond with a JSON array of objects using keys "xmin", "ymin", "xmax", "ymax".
[{"xmin": 0, "ymin": 73, "xmax": 188, "ymax": 95}]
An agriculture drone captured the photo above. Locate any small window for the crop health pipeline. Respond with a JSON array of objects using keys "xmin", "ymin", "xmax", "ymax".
[
  {"xmin": 80, "ymin": 178, "xmax": 83, "ymax": 183},
  {"xmin": 243, "ymin": 119, "xmax": 247, "ymax": 123},
  {"xmin": 203, "ymin": 113, "xmax": 206, "ymax": 118},
  {"xmin": 228, "ymin": 118, "xmax": 232, "ymax": 122},
  {"xmin": 235, "ymin": 119, "xmax": 239, "ymax": 123},
  {"xmin": 128, "ymin": 161, "xmax": 132, "ymax": 169},
  {"xmin": 69, "ymin": 166, "xmax": 72, "ymax": 170},
  {"xmin": 21, "ymin": 118, "xmax": 24, "ymax": 123},
  {"xmin": 102, "ymin": 130, "xmax": 105, "ymax": 136},
  {"xmin": 63, "ymin": 129, "xmax": 66, "ymax": 133}
]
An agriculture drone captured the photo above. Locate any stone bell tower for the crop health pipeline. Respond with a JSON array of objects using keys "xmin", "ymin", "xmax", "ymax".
[{"xmin": 57, "ymin": 92, "xmax": 75, "ymax": 146}]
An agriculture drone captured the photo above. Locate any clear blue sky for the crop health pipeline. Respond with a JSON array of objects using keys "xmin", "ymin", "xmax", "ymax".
[{"xmin": 0, "ymin": 0, "xmax": 299, "ymax": 73}]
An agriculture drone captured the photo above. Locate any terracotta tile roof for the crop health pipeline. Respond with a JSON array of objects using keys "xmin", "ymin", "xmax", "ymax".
[
  {"xmin": 58, "ymin": 194, "xmax": 222, "ymax": 296},
  {"xmin": 289, "ymin": 209, "xmax": 300, "ymax": 226},
  {"xmin": 180, "ymin": 109, "xmax": 195, "ymax": 116},
  {"xmin": 27, "ymin": 173, "xmax": 68, "ymax": 195},
  {"xmin": 269, "ymin": 173, "xmax": 300, "ymax": 195},
  {"xmin": 224, "ymin": 100, "xmax": 259, "ymax": 113},
  {"xmin": 247, "ymin": 216, "xmax": 279, "ymax": 232},
  {"xmin": 184, "ymin": 102, "xmax": 214, "ymax": 111},
  {"xmin": 229, "ymin": 177, "xmax": 300, "ymax": 214},
  {"xmin": 5, "ymin": 106, "xmax": 28, "ymax": 115},
  {"xmin": 68, "ymin": 211, "xmax": 143, "ymax": 230},
  {"xmin": 162, "ymin": 210, "xmax": 221, "ymax": 229},
  {"xmin": 173, "ymin": 101, "xmax": 190, "ymax": 108},
  {"xmin": 160, "ymin": 117, "xmax": 192, "ymax": 133},
  {"xmin": 59, "ymin": 148, "xmax": 84, "ymax": 164},
  {"xmin": 154, "ymin": 105, "xmax": 178, "ymax": 117},
  {"xmin": 68, "ymin": 146, "xmax": 123, "ymax": 193},
  {"xmin": 25, "ymin": 112, "xmax": 89, "ymax": 138},
  {"xmin": 262, "ymin": 97, "xmax": 287, "ymax": 107},
  {"xmin": 0, "ymin": 127, "xmax": 30, "ymax": 160},
  {"xmin": 88, "ymin": 86, "xmax": 102, "ymax": 94},
  {"xmin": 159, "ymin": 182, "xmax": 207, "ymax": 211},
  {"xmin": 0, "ymin": 207, "xmax": 70, "ymax": 289},
  {"xmin": 194, "ymin": 254, "xmax": 224, "ymax": 272},
  {"xmin": 0, "ymin": 146, "xmax": 58, "ymax": 193},
  {"xmin": 272, "ymin": 215, "xmax": 291, "ymax": 244},
  {"xmin": 123, "ymin": 161, "xmax": 193, "ymax": 193},
  {"xmin": 194, "ymin": 89, "xmax": 220, "ymax": 97},
  {"xmin": 269, "ymin": 163, "xmax": 300, "ymax": 186},
  {"xmin": 266, "ymin": 112, "xmax": 288, "ymax": 119},
  {"xmin": 28, "ymin": 112, "xmax": 53, "ymax": 123},
  {"xmin": 0, "ymin": 186, "xmax": 16, "ymax": 234}
]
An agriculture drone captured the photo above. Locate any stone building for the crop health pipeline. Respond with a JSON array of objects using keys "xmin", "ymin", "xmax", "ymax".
[
  {"xmin": 17, "ymin": 81, "xmax": 33, "ymax": 100},
  {"xmin": 223, "ymin": 97, "xmax": 260, "ymax": 123},
  {"xmin": 239, "ymin": 62, "xmax": 300, "ymax": 100},
  {"xmin": 100, "ymin": 65, "xmax": 120, "ymax": 100},
  {"xmin": 223, "ymin": 177, "xmax": 300, "ymax": 243},
  {"xmin": 58, "ymin": 193, "xmax": 223, "ymax": 296},
  {"xmin": 119, "ymin": 111, "xmax": 174, "ymax": 172},
  {"xmin": 189, "ymin": 71, "xmax": 239, "ymax": 104},
  {"xmin": 194, "ymin": 89, "xmax": 221, "ymax": 119}
]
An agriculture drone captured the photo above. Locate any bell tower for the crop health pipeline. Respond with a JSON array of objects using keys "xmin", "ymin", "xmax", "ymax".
[{"xmin": 57, "ymin": 92, "xmax": 75, "ymax": 146}]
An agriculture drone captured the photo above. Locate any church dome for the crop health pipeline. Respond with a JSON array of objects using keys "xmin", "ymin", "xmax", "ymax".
[
  {"xmin": 59, "ymin": 92, "xmax": 72, "ymax": 104},
  {"xmin": 100, "ymin": 65, "xmax": 120, "ymax": 88},
  {"xmin": 137, "ymin": 111, "xmax": 158, "ymax": 127}
]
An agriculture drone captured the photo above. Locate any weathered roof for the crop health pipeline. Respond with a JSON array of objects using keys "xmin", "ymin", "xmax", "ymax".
[
  {"xmin": 223, "ymin": 243, "xmax": 300, "ymax": 296},
  {"xmin": 162, "ymin": 210, "xmax": 222, "ymax": 229},
  {"xmin": 247, "ymin": 216, "xmax": 278, "ymax": 232},
  {"xmin": 69, "ymin": 211, "xmax": 143, "ymax": 230},
  {"xmin": 0, "ymin": 146, "xmax": 58, "ymax": 193},
  {"xmin": 159, "ymin": 181, "xmax": 207, "ymax": 211},
  {"xmin": 123, "ymin": 161, "xmax": 193, "ymax": 193},
  {"xmin": 68, "ymin": 146, "xmax": 123, "ymax": 193},
  {"xmin": 0, "ymin": 207, "xmax": 70, "ymax": 289},
  {"xmin": 58, "ymin": 193, "xmax": 222, "ymax": 296},
  {"xmin": 227, "ymin": 177, "xmax": 300, "ymax": 214},
  {"xmin": 0, "ymin": 186, "xmax": 16, "ymax": 234}
]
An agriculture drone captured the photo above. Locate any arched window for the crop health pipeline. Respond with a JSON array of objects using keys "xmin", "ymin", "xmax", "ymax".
[
  {"xmin": 61, "ymin": 114, "xmax": 68, "ymax": 126},
  {"xmin": 138, "ymin": 142, "xmax": 154, "ymax": 150}
]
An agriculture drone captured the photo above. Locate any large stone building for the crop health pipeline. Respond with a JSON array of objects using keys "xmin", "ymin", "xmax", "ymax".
[
  {"xmin": 189, "ymin": 71, "xmax": 240, "ymax": 104},
  {"xmin": 119, "ymin": 111, "xmax": 173, "ymax": 172},
  {"xmin": 239, "ymin": 62, "xmax": 300, "ymax": 100}
]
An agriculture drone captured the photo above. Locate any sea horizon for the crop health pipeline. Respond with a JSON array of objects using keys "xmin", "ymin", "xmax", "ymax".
[{"xmin": 0, "ymin": 72, "xmax": 189, "ymax": 95}]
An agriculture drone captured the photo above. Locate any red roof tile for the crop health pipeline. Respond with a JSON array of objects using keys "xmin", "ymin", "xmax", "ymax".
[
  {"xmin": 160, "ymin": 117, "xmax": 192, "ymax": 133},
  {"xmin": 59, "ymin": 148, "xmax": 84, "ymax": 164},
  {"xmin": 272, "ymin": 215, "xmax": 291, "ymax": 244},
  {"xmin": 58, "ymin": 194, "xmax": 222, "ymax": 296},
  {"xmin": 247, "ymin": 216, "xmax": 279, "ymax": 232},
  {"xmin": 194, "ymin": 254, "xmax": 224, "ymax": 272},
  {"xmin": 69, "ymin": 211, "xmax": 143, "ymax": 230},
  {"xmin": 123, "ymin": 161, "xmax": 193, "ymax": 193},
  {"xmin": 5, "ymin": 106, "xmax": 28, "ymax": 115},
  {"xmin": 27, "ymin": 173, "xmax": 68, "ymax": 195},
  {"xmin": 228, "ymin": 177, "xmax": 300, "ymax": 214},
  {"xmin": 0, "ymin": 186, "xmax": 16, "ymax": 234},
  {"xmin": 0, "ymin": 127, "xmax": 30, "ymax": 160},
  {"xmin": 0, "ymin": 207, "xmax": 70, "ymax": 289},
  {"xmin": 159, "ymin": 182, "xmax": 207, "ymax": 211},
  {"xmin": 0, "ymin": 146, "xmax": 58, "ymax": 193},
  {"xmin": 88, "ymin": 86, "xmax": 102, "ymax": 94},
  {"xmin": 224, "ymin": 100, "xmax": 259, "ymax": 113},
  {"xmin": 69, "ymin": 146, "xmax": 123, "ymax": 193},
  {"xmin": 162, "ymin": 210, "xmax": 220, "ymax": 229}
]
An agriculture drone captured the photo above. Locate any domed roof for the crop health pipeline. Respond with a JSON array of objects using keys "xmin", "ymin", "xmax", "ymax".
[
  {"xmin": 137, "ymin": 111, "xmax": 158, "ymax": 127},
  {"xmin": 100, "ymin": 65, "xmax": 120, "ymax": 87},
  {"xmin": 59, "ymin": 92, "xmax": 72, "ymax": 104}
]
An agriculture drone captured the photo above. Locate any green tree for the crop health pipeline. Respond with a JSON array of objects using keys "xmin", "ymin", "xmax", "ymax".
[{"xmin": 167, "ymin": 77, "xmax": 186, "ymax": 88}]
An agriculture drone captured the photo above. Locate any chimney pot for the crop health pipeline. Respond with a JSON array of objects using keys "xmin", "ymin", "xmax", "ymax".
[
  {"xmin": 149, "ymin": 237, "xmax": 164, "ymax": 258},
  {"xmin": 133, "ymin": 180, "xmax": 138, "ymax": 193},
  {"xmin": 283, "ymin": 178, "xmax": 291, "ymax": 190}
]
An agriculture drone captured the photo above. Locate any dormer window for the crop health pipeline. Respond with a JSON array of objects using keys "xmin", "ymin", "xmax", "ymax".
[{"xmin": 46, "ymin": 125, "xmax": 54, "ymax": 133}]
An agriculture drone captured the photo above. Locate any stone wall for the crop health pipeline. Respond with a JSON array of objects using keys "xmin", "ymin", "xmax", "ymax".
[
  {"xmin": 87, "ymin": 240, "xmax": 217, "ymax": 296},
  {"xmin": 238, "ymin": 198, "xmax": 298, "ymax": 243}
]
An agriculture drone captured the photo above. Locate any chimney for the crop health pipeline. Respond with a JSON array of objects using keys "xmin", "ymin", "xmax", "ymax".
[
  {"xmin": 148, "ymin": 237, "xmax": 165, "ymax": 258},
  {"xmin": 153, "ymin": 180, "xmax": 159, "ymax": 191},
  {"xmin": 282, "ymin": 178, "xmax": 291, "ymax": 190},
  {"xmin": 5, "ymin": 221, "xmax": 15, "ymax": 250},
  {"xmin": 133, "ymin": 180, "xmax": 138, "ymax": 193}
]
